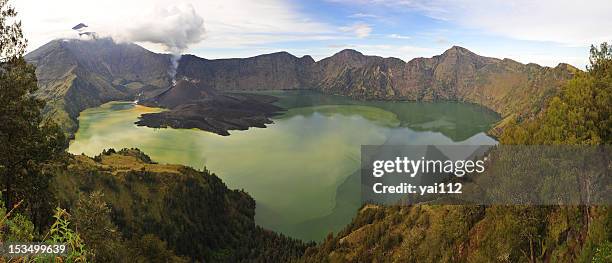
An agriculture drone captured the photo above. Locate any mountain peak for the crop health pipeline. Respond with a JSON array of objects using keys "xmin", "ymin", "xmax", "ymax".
[
  {"xmin": 450, "ymin": 45, "xmax": 468, "ymax": 50},
  {"xmin": 442, "ymin": 45, "xmax": 475, "ymax": 56},
  {"xmin": 317, "ymin": 49, "xmax": 370, "ymax": 67},
  {"xmin": 433, "ymin": 45, "xmax": 501, "ymax": 71},
  {"xmin": 300, "ymin": 55, "xmax": 315, "ymax": 64},
  {"xmin": 335, "ymin": 49, "xmax": 364, "ymax": 57},
  {"xmin": 26, "ymin": 37, "xmax": 151, "ymax": 59},
  {"xmin": 325, "ymin": 49, "xmax": 367, "ymax": 63}
]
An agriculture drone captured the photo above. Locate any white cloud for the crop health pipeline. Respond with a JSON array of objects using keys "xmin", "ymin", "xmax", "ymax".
[
  {"xmin": 388, "ymin": 34, "xmax": 411, "ymax": 39},
  {"xmin": 112, "ymin": 4, "xmax": 205, "ymax": 54},
  {"xmin": 331, "ymin": 0, "xmax": 612, "ymax": 46},
  {"xmin": 443, "ymin": 0, "xmax": 612, "ymax": 46},
  {"xmin": 12, "ymin": 0, "xmax": 597, "ymax": 68},
  {"xmin": 340, "ymin": 23, "xmax": 372, "ymax": 38},
  {"xmin": 349, "ymin": 13, "xmax": 379, "ymax": 18},
  {"xmin": 13, "ymin": 0, "xmax": 337, "ymax": 53}
]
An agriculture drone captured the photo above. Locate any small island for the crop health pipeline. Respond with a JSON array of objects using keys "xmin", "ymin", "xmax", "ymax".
[{"xmin": 136, "ymin": 79, "xmax": 285, "ymax": 136}]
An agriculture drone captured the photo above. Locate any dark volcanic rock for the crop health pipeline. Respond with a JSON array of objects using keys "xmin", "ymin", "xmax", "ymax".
[{"xmin": 136, "ymin": 79, "xmax": 284, "ymax": 136}]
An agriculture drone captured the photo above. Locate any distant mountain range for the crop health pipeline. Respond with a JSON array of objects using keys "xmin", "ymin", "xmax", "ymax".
[{"xmin": 26, "ymin": 38, "xmax": 579, "ymax": 137}]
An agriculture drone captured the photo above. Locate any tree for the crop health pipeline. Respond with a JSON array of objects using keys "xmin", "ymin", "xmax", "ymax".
[
  {"xmin": 498, "ymin": 43, "xmax": 611, "ymax": 261},
  {"xmin": 500, "ymin": 42, "xmax": 612, "ymax": 145},
  {"xmin": 0, "ymin": 0, "xmax": 25, "ymax": 62},
  {"xmin": 129, "ymin": 234, "xmax": 189, "ymax": 263},
  {"xmin": 0, "ymin": 0, "xmax": 65, "ymax": 224},
  {"xmin": 588, "ymin": 42, "xmax": 612, "ymax": 78},
  {"xmin": 74, "ymin": 191, "xmax": 127, "ymax": 262}
]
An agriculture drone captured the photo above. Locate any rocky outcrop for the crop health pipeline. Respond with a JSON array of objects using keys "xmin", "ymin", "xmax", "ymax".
[{"xmin": 178, "ymin": 52, "xmax": 315, "ymax": 90}]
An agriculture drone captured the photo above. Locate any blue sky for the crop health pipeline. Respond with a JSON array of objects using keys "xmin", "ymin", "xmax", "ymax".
[{"xmin": 16, "ymin": 0, "xmax": 612, "ymax": 69}]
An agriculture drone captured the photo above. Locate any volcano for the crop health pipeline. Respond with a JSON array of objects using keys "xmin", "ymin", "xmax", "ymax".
[{"xmin": 136, "ymin": 79, "xmax": 284, "ymax": 136}]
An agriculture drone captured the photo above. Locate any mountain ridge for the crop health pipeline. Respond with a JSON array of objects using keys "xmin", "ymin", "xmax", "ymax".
[
  {"xmin": 26, "ymin": 38, "xmax": 172, "ymax": 136},
  {"xmin": 26, "ymin": 38, "xmax": 579, "ymax": 137},
  {"xmin": 175, "ymin": 43, "xmax": 577, "ymax": 117}
]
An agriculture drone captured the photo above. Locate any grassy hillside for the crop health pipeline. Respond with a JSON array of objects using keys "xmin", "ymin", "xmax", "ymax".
[
  {"xmin": 299, "ymin": 205, "xmax": 609, "ymax": 262},
  {"xmin": 51, "ymin": 149, "xmax": 310, "ymax": 262}
]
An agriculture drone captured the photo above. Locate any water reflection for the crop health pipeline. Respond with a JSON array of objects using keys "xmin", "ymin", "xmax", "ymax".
[{"xmin": 69, "ymin": 91, "xmax": 499, "ymax": 241}]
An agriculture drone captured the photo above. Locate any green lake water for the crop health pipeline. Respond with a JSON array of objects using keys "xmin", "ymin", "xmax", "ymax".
[{"xmin": 68, "ymin": 90, "xmax": 500, "ymax": 241}]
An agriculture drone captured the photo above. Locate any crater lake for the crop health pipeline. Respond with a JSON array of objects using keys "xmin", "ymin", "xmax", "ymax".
[{"xmin": 68, "ymin": 91, "xmax": 500, "ymax": 241}]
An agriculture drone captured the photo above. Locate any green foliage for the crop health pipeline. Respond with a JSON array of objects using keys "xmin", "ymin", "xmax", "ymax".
[
  {"xmin": 492, "ymin": 43, "xmax": 612, "ymax": 261},
  {"xmin": 1, "ymin": 197, "xmax": 92, "ymax": 263},
  {"xmin": 301, "ymin": 42, "xmax": 612, "ymax": 263},
  {"xmin": 0, "ymin": 0, "xmax": 26, "ymax": 62},
  {"xmin": 128, "ymin": 234, "xmax": 189, "ymax": 263},
  {"xmin": 5, "ymin": 213, "xmax": 35, "ymax": 242},
  {"xmin": 43, "ymin": 208, "xmax": 89, "ymax": 262},
  {"xmin": 501, "ymin": 42, "xmax": 612, "ymax": 145},
  {"xmin": 52, "ymin": 149, "xmax": 311, "ymax": 262},
  {"xmin": 592, "ymin": 241, "xmax": 612, "ymax": 263},
  {"xmin": 588, "ymin": 43, "xmax": 612, "ymax": 77},
  {"xmin": 0, "ymin": 0, "xmax": 66, "ymax": 225},
  {"xmin": 0, "ymin": 200, "xmax": 35, "ymax": 242},
  {"xmin": 300, "ymin": 205, "xmax": 609, "ymax": 263},
  {"xmin": 74, "ymin": 191, "xmax": 127, "ymax": 262}
]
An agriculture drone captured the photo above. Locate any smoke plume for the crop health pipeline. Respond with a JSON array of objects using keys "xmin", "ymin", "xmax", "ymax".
[{"xmin": 114, "ymin": 4, "xmax": 205, "ymax": 83}]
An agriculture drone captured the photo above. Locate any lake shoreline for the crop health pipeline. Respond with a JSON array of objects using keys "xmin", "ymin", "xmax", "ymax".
[{"xmin": 68, "ymin": 91, "xmax": 499, "ymax": 241}]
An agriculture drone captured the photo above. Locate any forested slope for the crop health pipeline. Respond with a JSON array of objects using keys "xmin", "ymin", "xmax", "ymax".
[
  {"xmin": 50, "ymin": 149, "xmax": 310, "ymax": 262},
  {"xmin": 298, "ymin": 44, "xmax": 612, "ymax": 263}
]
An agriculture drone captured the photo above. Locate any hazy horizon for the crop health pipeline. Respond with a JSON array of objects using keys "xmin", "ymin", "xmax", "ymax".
[
  {"xmin": 35, "ymin": 38, "xmax": 582, "ymax": 70},
  {"xmin": 14, "ymin": 0, "xmax": 612, "ymax": 69}
]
